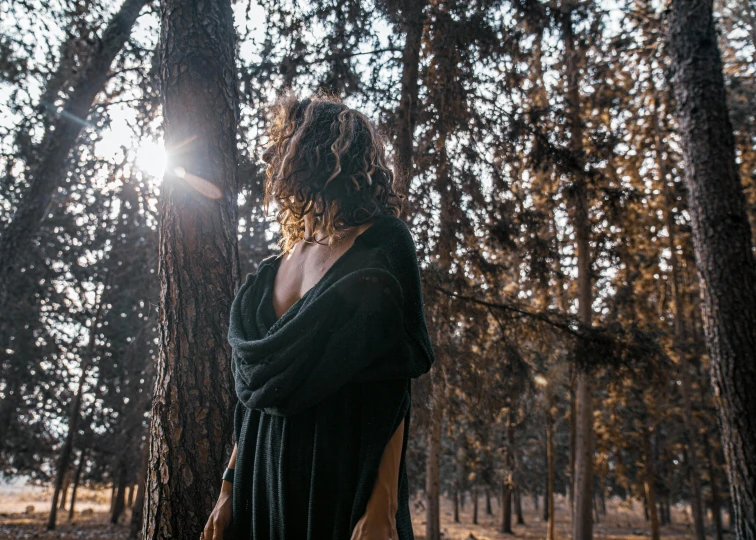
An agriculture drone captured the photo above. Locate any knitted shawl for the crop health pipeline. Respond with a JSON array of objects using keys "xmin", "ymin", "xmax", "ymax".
[{"xmin": 227, "ymin": 212, "xmax": 435, "ymax": 539}]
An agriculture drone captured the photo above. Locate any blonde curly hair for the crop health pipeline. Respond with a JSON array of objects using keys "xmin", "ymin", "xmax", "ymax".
[{"xmin": 261, "ymin": 91, "xmax": 403, "ymax": 254}]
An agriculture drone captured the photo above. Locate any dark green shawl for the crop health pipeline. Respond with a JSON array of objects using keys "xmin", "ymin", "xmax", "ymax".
[{"xmin": 227, "ymin": 212, "xmax": 435, "ymax": 539}]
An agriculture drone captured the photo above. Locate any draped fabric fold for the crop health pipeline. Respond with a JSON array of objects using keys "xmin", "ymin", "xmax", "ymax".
[{"xmin": 227, "ymin": 213, "xmax": 435, "ymax": 540}]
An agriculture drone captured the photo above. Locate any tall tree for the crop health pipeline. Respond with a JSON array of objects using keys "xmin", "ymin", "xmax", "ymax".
[
  {"xmin": 560, "ymin": 5, "xmax": 594, "ymax": 539},
  {"xmin": 141, "ymin": 0, "xmax": 240, "ymax": 537},
  {"xmin": 0, "ymin": 0, "xmax": 150, "ymax": 307},
  {"xmin": 669, "ymin": 0, "xmax": 756, "ymax": 536}
]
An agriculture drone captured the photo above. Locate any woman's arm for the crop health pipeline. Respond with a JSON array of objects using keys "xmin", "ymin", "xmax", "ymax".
[
  {"xmin": 202, "ymin": 443, "xmax": 238, "ymax": 540},
  {"xmin": 351, "ymin": 419, "xmax": 405, "ymax": 540}
]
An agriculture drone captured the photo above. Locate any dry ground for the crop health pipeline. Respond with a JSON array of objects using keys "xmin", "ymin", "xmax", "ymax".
[{"xmin": 0, "ymin": 483, "xmax": 730, "ymax": 539}]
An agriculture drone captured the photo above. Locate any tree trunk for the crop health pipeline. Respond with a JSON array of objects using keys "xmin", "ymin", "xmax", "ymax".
[
  {"xmin": 562, "ymin": 7, "xmax": 594, "ymax": 540},
  {"xmin": 47, "ymin": 300, "xmax": 103, "ymax": 530},
  {"xmin": 515, "ymin": 486, "xmax": 524, "ymax": 525},
  {"xmin": 425, "ymin": 366, "xmax": 444, "ymax": 540},
  {"xmin": 501, "ymin": 480, "xmax": 512, "ymax": 534},
  {"xmin": 486, "ymin": 488, "xmax": 493, "ymax": 515},
  {"xmin": 110, "ymin": 455, "xmax": 129, "ymax": 524},
  {"xmin": 473, "ymin": 485, "xmax": 479, "ymax": 525},
  {"xmin": 58, "ymin": 474, "xmax": 70, "ymax": 511},
  {"xmin": 669, "ymin": 1, "xmax": 756, "ymax": 537},
  {"xmin": 141, "ymin": 1, "xmax": 240, "ymax": 538},
  {"xmin": 68, "ymin": 447, "xmax": 87, "ymax": 521},
  {"xmin": 653, "ymin": 82, "xmax": 707, "ymax": 540},
  {"xmin": 704, "ymin": 428, "xmax": 725, "ymax": 540},
  {"xmin": 126, "ymin": 484, "xmax": 134, "ymax": 510},
  {"xmin": 642, "ymin": 424, "xmax": 661, "ymax": 540},
  {"xmin": 393, "ymin": 0, "xmax": 426, "ymax": 207},
  {"xmin": 130, "ymin": 442, "xmax": 149, "ymax": 539},
  {"xmin": 547, "ymin": 403, "xmax": 555, "ymax": 540},
  {"xmin": 0, "ymin": 0, "xmax": 149, "ymax": 307}
]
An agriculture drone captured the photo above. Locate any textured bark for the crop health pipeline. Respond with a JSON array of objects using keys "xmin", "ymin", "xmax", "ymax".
[
  {"xmin": 141, "ymin": 0, "xmax": 240, "ymax": 538},
  {"xmin": 393, "ymin": 0, "xmax": 426, "ymax": 206},
  {"xmin": 669, "ymin": 1, "xmax": 756, "ymax": 538},
  {"xmin": 0, "ymin": 0, "xmax": 149, "ymax": 307},
  {"xmin": 653, "ymin": 87, "xmax": 707, "ymax": 540}
]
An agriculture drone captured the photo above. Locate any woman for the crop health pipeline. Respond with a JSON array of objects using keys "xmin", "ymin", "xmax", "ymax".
[{"xmin": 203, "ymin": 92, "xmax": 435, "ymax": 540}]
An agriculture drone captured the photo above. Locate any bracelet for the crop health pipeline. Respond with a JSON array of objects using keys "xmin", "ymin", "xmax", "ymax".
[{"xmin": 222, "ymin": 467, "xmax": 235, "ymax": 484}]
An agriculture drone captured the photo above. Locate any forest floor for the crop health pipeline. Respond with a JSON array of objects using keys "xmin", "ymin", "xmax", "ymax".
[{"xmin": 0, "ymin": 483, "xmax": 730, "ymax": 539}]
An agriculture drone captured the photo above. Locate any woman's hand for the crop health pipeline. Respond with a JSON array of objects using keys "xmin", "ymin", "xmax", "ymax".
[{"xmin": 203, "ymin": 480, "xmax": 233, "ymax": 540}]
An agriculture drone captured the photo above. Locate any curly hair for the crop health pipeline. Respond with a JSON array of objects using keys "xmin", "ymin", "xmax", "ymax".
[{"xmin": 261, "ymin": 91, "xmax": 403, "ymax": 254}]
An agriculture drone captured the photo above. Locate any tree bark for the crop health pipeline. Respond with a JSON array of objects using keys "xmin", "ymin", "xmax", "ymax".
[
  {"xmin": 0, "ymin": 0, "xmax": 149, "ymax": 307},
  {"xmin": 669, "ymin": 1, "xmax": 756, "ymax": 537},
  {"xmin": 141, "ymin": 1, "xmax": 240, "ymax": 538}
]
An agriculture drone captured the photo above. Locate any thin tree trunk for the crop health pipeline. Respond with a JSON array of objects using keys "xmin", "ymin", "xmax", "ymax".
[
  {"xmin": 68, "ymin": 447, "xmax": 87, "ymax": 521},
  {"xmin": 515, "ymin": 485, "xmax": 524, "ymax": 525},
  {"xmin": 58, "ymin": 474, "xmax": 70, "ymax": 511},
  {"xmin": 47, "ymin": 299, "xmax": 103, "ymax": 530},
  {"xmin": 0, "ymin": 0, "xmax": 149, "ymax": 307},
  {"xmin": 703, "ymin": 426, "xmax": 725, "ymax": 540},
  {"xmin": 486, "ymin": 488, "xmax": 493, "ymax": 515},
  {"xmin": 393, "ymin": 0, "xmax": 426, "ymax": 207},
  {"xmin": 501, "ymin": 480, "xmax": 512, "ymax": 534},
  {"xmin": 110, "ymin": 456, "xmax": 129, "ymax": 524},
  {"xmin": 669, "ymin": 1, "xmax": 756, "ymax": 537},
  {"xmin": 473, "ymin": 485, "xmax": 479, "ymax": 525},
  {"xmin": 425, "ymin": 368, "xmax": 444, "ymax": 540},
  {"xmin": 502, "ymin": 410, "xmax": 514, "ymax": 534},
  {"xmin": 141, "ymin": 0, "xmax": 240, "ymax": 538},
  {"xmin": 642, "ymin": 424, "xmax": 661, "ymax": 540},
  {"xmin": 126, "ymin": 484, "xmax": 134, "ymax": 510},
  {"xmin": 129, "ymin": 441, "xmax": 149, "ymax": 539},
  {"xmin": 547, "ymin": 401, "xmax": 555, "ymax": 540}
]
